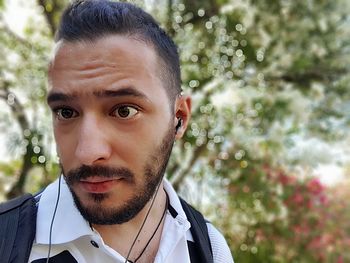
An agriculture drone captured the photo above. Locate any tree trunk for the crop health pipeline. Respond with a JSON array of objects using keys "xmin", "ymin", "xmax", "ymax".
[
  {"xmin": 6, "ymin": 144, "xmax": 34, "ymax": 199},
  {"xmin": 0, "ymin": 83, "xmax": 36, "ymax": 198}
]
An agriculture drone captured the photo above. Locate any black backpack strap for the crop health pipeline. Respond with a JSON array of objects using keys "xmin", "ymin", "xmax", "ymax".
[
  {"xmin": 0, "ymin": 193, "xmax": 37, "ymax": 263},
  {"xmin": 179, "ymin": 198, "xmax": 213, "ymax": 263}
]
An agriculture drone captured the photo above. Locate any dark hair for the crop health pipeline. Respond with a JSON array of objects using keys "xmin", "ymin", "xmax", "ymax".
[{"xmin": 56, "ymin": 0, "xmax": 181, "ymax": 103}]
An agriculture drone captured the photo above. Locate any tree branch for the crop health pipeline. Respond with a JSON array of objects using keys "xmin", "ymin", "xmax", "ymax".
[
  {"xmin": 0, "ymin": 22, "xmax": 35, "ymax": 51},
  {"xmin": 265, "ymin": 67, "xmax": 348, "ymax": 85},
  {"xmin": 182, "ymin": 0, "xmax": 220, "ymax": 25},
  {"xmin": 0, "ymin": 81, "xmax": 36, "ymax": 198},
  {"xmin": 0, "ymin": 82, "xmax": 30, "ymax": 131},
  {"xmin": 37, "ymin": 0, "xmax": 61, "ymax": 35},
  {"xmin": 171, "ymin": 142, "xmax": 207, "ymax": 191}
]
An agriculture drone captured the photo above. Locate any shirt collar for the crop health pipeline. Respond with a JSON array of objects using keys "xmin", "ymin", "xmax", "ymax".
[{"xmin": 163, "ymin": 179, "xmax": 187, "ymax": 220}]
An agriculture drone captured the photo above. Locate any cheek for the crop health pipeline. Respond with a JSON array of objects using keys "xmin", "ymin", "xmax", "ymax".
[
  {"xmin": 110, "ymin": 130, "xmax": 152, "ymax": 164},
  {"xmin": 54, "ymin": 129, "xmax": 77, "ymax": 166},
  {"xmin": 109, "ymin": 124, "xmax": 166, "ymax": 169}
]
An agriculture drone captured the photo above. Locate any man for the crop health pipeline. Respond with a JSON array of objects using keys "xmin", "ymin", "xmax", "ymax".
[{"xmin": 0, "ymin": 1, "xmax": 233, "ymax": 262}]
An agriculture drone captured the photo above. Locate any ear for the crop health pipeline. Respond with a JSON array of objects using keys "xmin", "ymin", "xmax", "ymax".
[{"xmin": 174, "ymin": 95, "xmax": 191, "ymax": 139}]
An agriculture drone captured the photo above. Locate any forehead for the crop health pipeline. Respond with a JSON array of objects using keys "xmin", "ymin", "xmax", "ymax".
[
  {"xmin": 48, "ymin": 35, "xmax": 168, "ymax": 104},
  {"xmin": 49, "ymin": 35, "xmax": 159, "ymax": 79}
]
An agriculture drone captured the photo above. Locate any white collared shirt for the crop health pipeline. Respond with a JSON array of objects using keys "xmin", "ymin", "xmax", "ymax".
[{"xmin": 29, "ymin": 177, "xmax": 233, "ymax": 263}]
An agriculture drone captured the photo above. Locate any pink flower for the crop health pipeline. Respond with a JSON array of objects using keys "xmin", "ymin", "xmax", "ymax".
[
  {"xmin": 307, "ymin": 200, "xmax": 313, "ymax": 209},
  {"xmin": 278, "ymin": 173, "xmax": 290, "ymax": 185},
  {"xmin": 319, "ymin": 195, "xmax": 329, "ymax": 206},
  {"xmin": 293, "ymin": 224, "xmax": 310, "ymax": 237},
  {"xmin": 292, "ymin": 192, "xmax": 304, "ymax": 204},
  {"xmin": 307, "ymin": 178, "xmax": 324, "ymax": 195},
  {"xmin": 308, "ymin": 236, "xmax": 322, "ymax": 249}
]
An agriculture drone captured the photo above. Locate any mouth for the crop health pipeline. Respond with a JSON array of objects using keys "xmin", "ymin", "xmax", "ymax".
[{"xmin": 79, "ymin": 177, "xmax": 123, "ymax": 194}]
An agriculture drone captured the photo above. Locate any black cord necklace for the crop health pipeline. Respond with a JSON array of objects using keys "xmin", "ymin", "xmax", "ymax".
[{"xmin": 126, "ymin": 194, "xmax": 169, "ymax": 263}]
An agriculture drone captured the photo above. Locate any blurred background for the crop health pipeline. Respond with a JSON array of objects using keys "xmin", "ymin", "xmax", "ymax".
[{"xmin": 1, "ymin": 0, "xmax": 350, "ymax": 262}]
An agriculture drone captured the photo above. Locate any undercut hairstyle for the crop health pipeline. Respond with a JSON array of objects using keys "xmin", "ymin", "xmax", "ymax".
[{"xmin": 56, "ymin": 0, "xmax": 181, "ymax": 105}]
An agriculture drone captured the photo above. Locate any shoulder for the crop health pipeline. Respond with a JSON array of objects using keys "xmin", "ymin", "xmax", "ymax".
[
  {"xmin": 0, "ymin": 193, "xmax": 35, "ymax": 214},
  {"xmin": 177, "ymin": 196, "xmax": 234, "ymax": 262},
  {"xmin": 0, "ymin": 193, "xmax": 38, "ymax": 263},
  {"xmin": 207, "ymin": 222, "xmax": 234, "ymax": 263}
]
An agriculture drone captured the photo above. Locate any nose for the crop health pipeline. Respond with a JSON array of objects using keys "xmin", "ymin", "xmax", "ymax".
[{"xmin": 75, "ymin": 115, "xmax": 112, "ymax": 165}]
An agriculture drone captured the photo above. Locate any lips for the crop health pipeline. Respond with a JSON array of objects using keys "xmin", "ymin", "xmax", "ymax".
[{"xmin": 79, "ymin": 177, "xmax": 122, "ymax": 193}]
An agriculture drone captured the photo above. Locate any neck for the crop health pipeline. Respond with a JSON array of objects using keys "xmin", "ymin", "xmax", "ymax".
[{"xmin": 92, "ymin": 181, "xmax": 167, "ymax": 260}]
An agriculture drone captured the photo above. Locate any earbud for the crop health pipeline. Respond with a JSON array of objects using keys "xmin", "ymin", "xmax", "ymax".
[{"xmin": 175, "ymin": 118, "xmax": 182, "ymax": 134}]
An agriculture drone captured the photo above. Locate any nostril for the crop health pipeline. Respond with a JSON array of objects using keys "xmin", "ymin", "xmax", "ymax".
[{"xmin": 75, "ymin": 138, "xmax": 112, "ymax": 165}]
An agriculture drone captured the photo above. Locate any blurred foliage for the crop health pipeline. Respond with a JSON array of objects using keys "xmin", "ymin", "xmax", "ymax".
[{"xmin": 0, "ymin": 0, "xmax": 350, "ymax": 261}]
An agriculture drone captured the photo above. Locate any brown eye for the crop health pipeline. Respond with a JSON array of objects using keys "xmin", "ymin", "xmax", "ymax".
[
  {"xmin": 113, "ymin": 106, "xmax": 139, "ymax": 119},
  {"xmin": 55, "ymin": 108, "xmax": 78, "ymax": 120}
]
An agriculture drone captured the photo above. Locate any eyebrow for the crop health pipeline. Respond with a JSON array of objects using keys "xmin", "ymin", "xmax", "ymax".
[
  {"xmin": 47, "ymin": 87, "xmax": 149, "ymax": 105},
  {"xmin": 47, "ymin": 93, "xmax": 76, "ymax": 104},
  {"xmin": 93, "ymin": 88, "xmax": 148, "ymax": 99}
]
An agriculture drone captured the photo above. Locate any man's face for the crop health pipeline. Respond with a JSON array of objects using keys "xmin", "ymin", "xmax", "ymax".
[{"xmin": 47, "ymin": 35, "xmax": 182, "ymax": 224}]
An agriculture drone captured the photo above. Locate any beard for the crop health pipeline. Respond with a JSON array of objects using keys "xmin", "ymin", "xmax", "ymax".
[{"xmin": 63, "ymin": 125, "xmax": 175, "ymax": 225}]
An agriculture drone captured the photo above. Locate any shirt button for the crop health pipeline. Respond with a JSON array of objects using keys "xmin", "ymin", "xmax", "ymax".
[{"xmin": 90, "ymin": 240, "xmax": 99, "ymax": 248}]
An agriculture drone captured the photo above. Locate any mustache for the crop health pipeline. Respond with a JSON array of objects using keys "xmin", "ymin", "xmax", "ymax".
[{"xmin": 65, "ymin": 165, "xmax": 134, "ymax": 185}]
